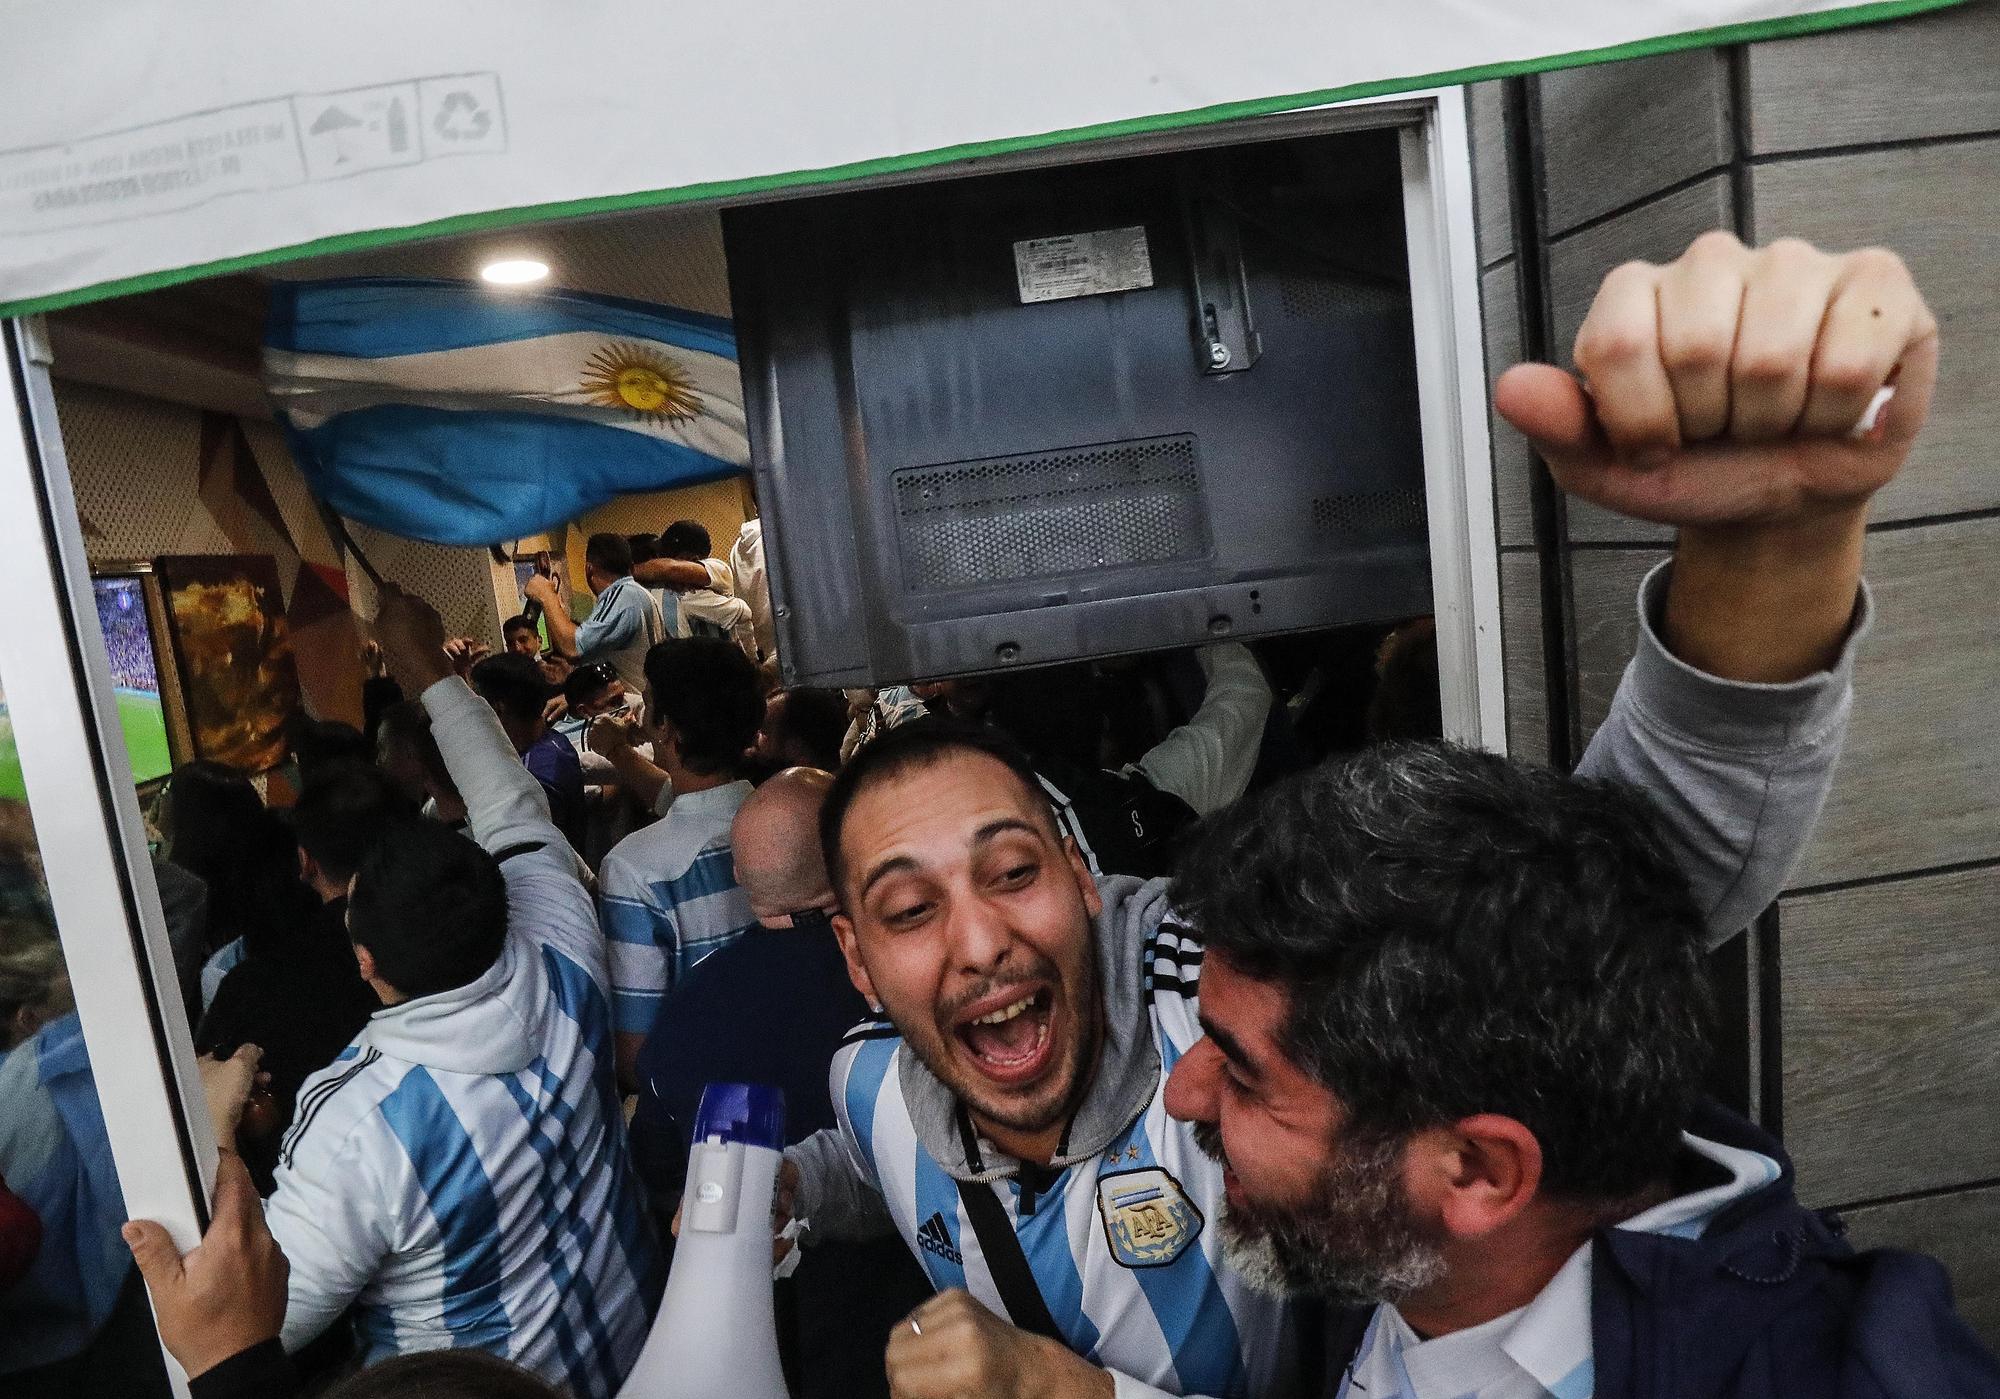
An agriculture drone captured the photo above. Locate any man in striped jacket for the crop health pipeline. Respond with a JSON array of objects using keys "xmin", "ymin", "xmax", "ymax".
[{"xmin": 256, "ymin": 588, "xmax": 658, "ymax": 1398}]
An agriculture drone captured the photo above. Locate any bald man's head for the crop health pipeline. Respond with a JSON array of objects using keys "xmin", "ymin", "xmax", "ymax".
[{"xmin": 732, "ymin": 767, "xmax": 837, "ymax": 922}]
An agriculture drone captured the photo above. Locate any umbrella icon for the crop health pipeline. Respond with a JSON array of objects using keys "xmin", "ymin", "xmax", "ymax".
[{"xmin": 308, "ymin": 105, "xmax": 365, "ymax": 164}]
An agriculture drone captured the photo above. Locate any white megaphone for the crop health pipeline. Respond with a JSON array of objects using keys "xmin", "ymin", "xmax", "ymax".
[{"xmin": 619, "ymin": 1082, "xmax": 792, "ymax": 1399}]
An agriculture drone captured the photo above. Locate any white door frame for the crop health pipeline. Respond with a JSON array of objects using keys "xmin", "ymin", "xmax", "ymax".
[
  {"xmin": 0, "ymin": 317, "xmax": 215, "ymax": 1393},
  {"xmin": 0, "ymin": 82, "xmax": 1504, "ymax": 1384}
]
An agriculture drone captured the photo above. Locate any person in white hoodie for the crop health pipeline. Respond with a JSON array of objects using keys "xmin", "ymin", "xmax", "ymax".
[{"xmin": 253, "ymin": 586, "xmax": 659, "ymax": 1399}]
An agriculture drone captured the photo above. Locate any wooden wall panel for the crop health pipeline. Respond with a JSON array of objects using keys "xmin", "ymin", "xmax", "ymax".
[
  {"xmin": 1753, "ymin": 139, "xmax": 2000, "ymax": 523},
  {"xmin": 1566, "ymin": 547, "xmax": 1663, "ymax": 738},
  {"xmin": 1571, "ymin": 521, "xmax": 2000, "ymax": 885},
  {"xmin": 1783, "ymin": 864, "xmax": 2000, "ymax": 1205},
  {"xmin": 1538, "ymin": 47, "xmax": 1733, "ymax": 235},
  {"xmin": 1745, "ymin": 0, "xmax": 2000, "ymax": 155},
  {"xmin": 1841, "ymin": 1183, "xmax": 2000, "ymax": 1351},
  {"xmin": 1482, "ymin": 263, "xmax": 1536, "ymax": 549},
  {"xmin": 1498, "ymin": 550, "xmax": 1550, "ymax": 766},
  {"xmin": 1789, "ymin": 517, "xmax": 2000, "ymax": 887},
  {"xmin": 1467, "ymin": 80, "xmax": 1516, "ymax": 268}
]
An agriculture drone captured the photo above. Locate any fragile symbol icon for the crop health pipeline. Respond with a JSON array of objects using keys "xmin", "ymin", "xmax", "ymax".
[{"xmin": 433, "ymin": 91, "xmax": 492, "ymax": 141}]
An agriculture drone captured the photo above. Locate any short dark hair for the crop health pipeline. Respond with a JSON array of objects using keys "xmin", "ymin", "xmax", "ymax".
[
  {"xmin": 1172, "ymin": 743, "xmax": 1714, "ymax": 1202},
  {"xmin": 658, "ymin": 519, "xmax": 711, "ymax": 561},
  {"xmin": 291, "ymin": 760, "xmax": 415, "ymax": 885},
  {"xmin": 764, "ymin": 687, "xmax": 850, "ymax": 772},
  {"xmin": 644, "ymin": 638, "xmax": 764, "ymax": 778},
  {"xmin": 289, "ymin": 718, "xmax": 372, "ymax": 782},
  {"xmin": 323, "ymin": 1348, "xmax": 561, "ymax": 1399},
  {"xmin": 348, "ymin": 821, "xmax": 508, "ymax": 998},
  {"xmin": 585, "ymin": 531, "xmax": 634, "ymax": 577},
  {"xmin": 501, "ymin": 614, "xmax": 538, "ymax": 640},
  {"xmin": 818, "ymin": 718, "xmax": 1054, "ymax": 896},
  {"xmin": 470, "ymin": 653, "xmax": 554, "ymax": 730},
  {"xmin": 375, "ymin": 700, "xmax": 456, "ymax": 801},
  {"xmin": 627, "ymin": 532, "xmax": 660, "ymax": 564},
  {"xmin": 563, "ymin": 660, "xmax": 620, "ymax": 712}
]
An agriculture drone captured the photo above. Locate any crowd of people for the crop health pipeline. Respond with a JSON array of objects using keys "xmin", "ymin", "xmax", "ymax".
[
  {"xmin": 3, "ymin": 231, "xmax": 1997, "ymax": 1399},
  {"xmin": 93, "ymin": 581, "xmax": 161, "ymax": 696}
]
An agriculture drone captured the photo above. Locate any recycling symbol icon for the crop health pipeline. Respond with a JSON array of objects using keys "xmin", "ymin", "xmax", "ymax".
[{"xmin": 433, "ymin": 91, "xmax": 493, "ymax": 141}]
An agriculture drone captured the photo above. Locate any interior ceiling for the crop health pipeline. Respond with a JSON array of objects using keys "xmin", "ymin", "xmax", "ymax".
[
  {"xmin": 43, "ymin": 203, "xmax": 736, "ymax": 419},
  {"xmin": 267, "ymin": 204, "xmax": 735, "ymax": 318}
]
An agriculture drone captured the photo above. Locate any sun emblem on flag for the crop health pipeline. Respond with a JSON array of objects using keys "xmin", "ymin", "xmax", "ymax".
[{"xmin": 580, "ymin": 341, "xmax": 703, "ymax": 425}]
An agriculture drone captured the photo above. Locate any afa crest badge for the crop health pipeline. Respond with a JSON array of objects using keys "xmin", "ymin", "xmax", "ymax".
[{"xmin": 1096, "ymin": 1167, "xmax": 1203, "ymax": 1269}]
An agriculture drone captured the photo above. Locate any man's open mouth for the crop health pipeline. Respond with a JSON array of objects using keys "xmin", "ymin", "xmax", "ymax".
[{"xmin": 952, "ymin": 985, "xmax": 1057, "ymax": 1086}]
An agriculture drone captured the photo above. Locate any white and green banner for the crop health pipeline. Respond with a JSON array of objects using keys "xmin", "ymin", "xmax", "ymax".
[{"xmin": 0, "ymin": 0, "xmax": 1965, "ymax": 315}]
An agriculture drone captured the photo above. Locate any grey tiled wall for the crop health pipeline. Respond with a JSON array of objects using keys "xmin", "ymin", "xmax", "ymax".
[{"xmin": 1473, "ymin": 0, "xmax": 2000, "ymax": 1345}]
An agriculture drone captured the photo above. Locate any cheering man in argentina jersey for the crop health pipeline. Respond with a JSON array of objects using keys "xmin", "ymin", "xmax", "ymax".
[
  {"xmin": 250, "ymin": 588, "xmax": 658, "ymax": 1396},
  {"xmin": 784, "ymin": 258, "xmax": 1878, "ymax": 1397}
]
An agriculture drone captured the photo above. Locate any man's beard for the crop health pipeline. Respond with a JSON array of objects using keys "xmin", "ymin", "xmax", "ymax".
[{"xmin": 1193, "ymin": 1121, "xmax": 1446, "ymax": 1305}]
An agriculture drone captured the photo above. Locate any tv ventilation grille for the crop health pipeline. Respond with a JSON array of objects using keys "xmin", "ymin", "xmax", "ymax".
[
  {"xmin": 893, "ymin": 436, "xmax": 1208, "ymax": 593},
  {"xmin": 1278, "ymin": 271, "xmax": 1410, "ymax": 322},
  {"xmin": 1309, "ymin": 488, "xmax": 1427, "ymax": 539}
]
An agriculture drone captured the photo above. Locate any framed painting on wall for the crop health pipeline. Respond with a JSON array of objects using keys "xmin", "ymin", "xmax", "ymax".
[{"xmin": 153, "ymin": 554, "xmax": 303, "ymax": 773}]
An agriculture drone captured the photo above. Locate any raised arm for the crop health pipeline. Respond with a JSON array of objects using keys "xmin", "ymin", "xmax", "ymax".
[
  {"xmin": 522, "ymin": 574, "xmax": 581, "ymax": 660},
  {"xmin": 1130, "ymin": 643, "xmax": 1273, "ymax": 816},
  {"xmin": 1497, "ymin": 232, "xmax": 1936, "ymax": 942},
  {"xmin": 633, "ymin": 557, "xmax": 713, "ymax": 591},
  {"xmin": 375, "ymin": 587, "xmax": 564, "ymax": 858}
]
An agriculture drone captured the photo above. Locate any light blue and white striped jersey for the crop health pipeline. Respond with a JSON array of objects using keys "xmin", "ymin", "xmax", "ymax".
[
  {"xmin": 597, "ymin": 779, "xmax": 758, "ymax": 1036},
  {"xmin": 575, "ymin": 574, "xmax": 667, "ymax": 692},
  {"xmin": 264, "ymin": 679, "xmax": 659, "ymax": 1397},
  {"xmin": 1337, "ymin": 1133, "xmax": 1783, "ymax": 1399},
  {"xmin": 818, "ymin": 878, "xmax": 1301, "ymax": 1399}
]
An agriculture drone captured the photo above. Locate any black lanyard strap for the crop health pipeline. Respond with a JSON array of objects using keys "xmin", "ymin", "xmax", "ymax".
[{"xmin": 953, "ymin": 1176, "xmax": 1064, "ymax": 1342}]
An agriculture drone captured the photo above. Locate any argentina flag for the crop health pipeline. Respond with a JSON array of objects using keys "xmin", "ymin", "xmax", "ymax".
[{"xmin": 264, "ymin": 279, "xmax": 747, "ymax": 547}]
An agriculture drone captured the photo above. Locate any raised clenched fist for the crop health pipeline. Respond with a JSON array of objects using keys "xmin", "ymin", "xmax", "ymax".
[{"xmin": 1496, "ymin": 230, "xmax": 1938, "ymax": 530}]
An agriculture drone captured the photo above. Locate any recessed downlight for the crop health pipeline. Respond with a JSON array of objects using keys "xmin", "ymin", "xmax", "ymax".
[{"xmin": 481, "ymin": 258, "xmax": 549, "ymax": 286}]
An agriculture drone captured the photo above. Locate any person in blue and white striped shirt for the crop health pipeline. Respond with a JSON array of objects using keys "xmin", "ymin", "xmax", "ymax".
[
  {"xmin": 597, "ymin": 636, "xmax": 766, "ymax": 1084},
  {"xmin": 253, "ymin": 589, "xmax": 659, "ymax": 1398},
  {"xmin": 526, "ymin": 533, "xmax": 666, "ymax": 693}
]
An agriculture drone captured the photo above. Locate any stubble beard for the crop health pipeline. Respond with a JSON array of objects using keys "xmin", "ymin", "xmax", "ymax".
[
  {"xmin": 903, "ymin": 946, "xmax": 1102, "ymax": 1138},
  {"xmin": 1193, "ymin": 1120, "xmax": 1447, "ymax": 1305}
]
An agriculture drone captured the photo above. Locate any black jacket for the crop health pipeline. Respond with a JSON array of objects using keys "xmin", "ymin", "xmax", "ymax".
[{"xmin": 1325, "ymin": 1104, "xmax": 2000, "ymax": 1398}]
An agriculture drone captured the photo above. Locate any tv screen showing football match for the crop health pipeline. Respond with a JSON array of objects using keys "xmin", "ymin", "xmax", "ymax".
[
  {"xmin": 94, "ymin": 575, "xmax": 175, "ymax": 788},
  {"xmin": 0, "ymin": 576, "xmax": 173, "ymax": 798}
]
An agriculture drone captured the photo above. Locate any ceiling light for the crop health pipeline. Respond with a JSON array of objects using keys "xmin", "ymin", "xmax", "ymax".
[{"xmin": 481, "ymin": 258, "xmax": 549, "ymax": 286}]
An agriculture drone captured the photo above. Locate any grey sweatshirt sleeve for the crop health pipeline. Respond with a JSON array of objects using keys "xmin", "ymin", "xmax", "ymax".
[
  {"xmin": 784, "ymin": 1127, "xmax": 899, "ymax": 1244},
  {"xmin": 1575, "ymin": 561, "xmax": 1870, "ymax": 948}
]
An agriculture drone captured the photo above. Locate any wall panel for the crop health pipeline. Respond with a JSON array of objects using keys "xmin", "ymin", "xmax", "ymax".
[
  {"xmin": 1539, "ymin": 48, "xmax": 1733, "ymax": 235},
  {"xmin": 1788, "ymin": 516, "xmax": 2000, "ymax": 887},
  {"xmin": 1467, "ymin": 80, "xmax": 1516, "ymax": 267},
  {"xmin": 1842, "ymin": 1183, "xmax": 2000, "ymax": 1350},
  {"xmin": 1498, "ymin": 549, "xmax": 1550, "ymax": 766},
  {"xmin": 1482, "ymin": 262, "xmax": 1536, "ymax": 549},
  {"xmin": 1745, "ymin": 0, "xmax": 2000, "ymax": 155},
  {"xmin": 1753, "ymin": 139, "xmax": 2000, "ymax": 523},
  {"xmin": 1783, "ymin": 864, "xmax": 2000, "ymax": 1205},
  {"xmin": 1565, "ymin": 546, "xmax": 1662, "ymax": 738},
  {"xmin": 1570, "ymin": 521, "xmax": 2000, "ymax": 886}
]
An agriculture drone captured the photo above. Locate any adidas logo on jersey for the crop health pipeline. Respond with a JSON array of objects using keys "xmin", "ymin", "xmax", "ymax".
[{"xmin": 917, "ymin": 1211, "xmax": 963, "ymax": 1266}]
